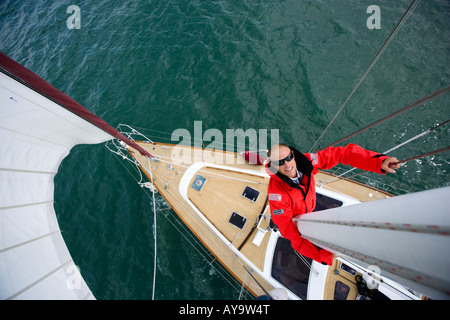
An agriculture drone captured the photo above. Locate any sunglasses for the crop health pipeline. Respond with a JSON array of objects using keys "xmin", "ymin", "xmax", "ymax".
[{"xmin": 271, "ymin": 151, "xmax": 294, "ymax": 166}]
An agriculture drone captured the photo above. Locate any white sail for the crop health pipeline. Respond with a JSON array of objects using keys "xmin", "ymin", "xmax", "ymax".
[
  {"xmin": 294, "ymin": 187, "xmax": 450, "ymax": 299},
  {"xmin": 0, "ymin": 66, "xmax": 113, "ymax": 299}
]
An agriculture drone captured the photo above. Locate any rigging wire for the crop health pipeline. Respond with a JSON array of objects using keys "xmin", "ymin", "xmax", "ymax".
[
  {"xmin": 326, "ymin": 146, "xmax": 450, "ymax": 184},
  {"xmin": 242, "ymin": 265, "xmax": 273, "ymax": 299},
  {"xmin": 109, "ymin": 124, "xmax": 268, "ymax": 186},
  {"xmin": 129, "ymin": 125, "xmax": 270, "ymax": 154},
  {"xmin": 238, "ymin": 270, "xmax": 249, "ymax": 300},
  {"xmin": 321, "ymin": 85, "xmax": 450, "ymax": 150},
  {"xmin": 324, "ymin": 119, "xmax": 450, "ymax": 184},
  {"xmin": 393, "ymin": 146, "xmax": 450, "ymax": 166},
  {"xmin": 309, "ymin": 0, "xmax": 422, "ymax": 153}
]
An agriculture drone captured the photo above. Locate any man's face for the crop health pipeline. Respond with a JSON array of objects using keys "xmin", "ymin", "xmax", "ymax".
[{"xmin": 270, "ymin": 145, "xmax": 297, "ymax": 178}]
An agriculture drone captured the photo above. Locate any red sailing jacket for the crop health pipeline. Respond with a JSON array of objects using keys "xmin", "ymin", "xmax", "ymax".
[{"xmin": 266, "ymin": 144, "xmax": 388, "ymax": 265}]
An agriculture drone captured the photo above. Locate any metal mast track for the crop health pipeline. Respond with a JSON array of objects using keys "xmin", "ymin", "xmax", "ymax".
[{"xmin": 293, "ymin": 186, "xmax": 450, "ymax": 299}]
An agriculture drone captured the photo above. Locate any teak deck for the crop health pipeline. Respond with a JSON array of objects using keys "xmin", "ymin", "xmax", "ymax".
[{"xmin": 128, "ymin": 142, "xmax": 392, "ymax": 299}]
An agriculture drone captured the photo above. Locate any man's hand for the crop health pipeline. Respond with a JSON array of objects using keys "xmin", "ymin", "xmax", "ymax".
[{"xmin": 381, "ymin": 157, "xmax": 401, "ymax": 173}]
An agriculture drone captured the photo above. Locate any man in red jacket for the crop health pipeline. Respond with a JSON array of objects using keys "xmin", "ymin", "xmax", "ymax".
[{"xmin": 266, "ymin": 143, "xmax": 400, "ymax": 266}]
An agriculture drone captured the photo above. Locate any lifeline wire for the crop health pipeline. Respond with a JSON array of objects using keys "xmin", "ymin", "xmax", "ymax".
[{"xmin": 309, "ymin": 0, "xmax": 422, "ymax": 153}]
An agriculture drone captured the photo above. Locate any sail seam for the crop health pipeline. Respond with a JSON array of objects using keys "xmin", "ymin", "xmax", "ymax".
[
  {"xmin": 0, "ymin": 126, "xmax": 70, "ymax": 148},
  {"xmin": 0, "ymin": 230, "xmax": 60, "ymax": 254},
  {"xmin": 0, "ymin": 200, "xmax": 54, "ymax": 211},
  {"xmin": 0, "ymin": 168, "xmax": 57, "ymax": 175},
  {"xmin": 6, "ymin": 259, "xmax": 72, "ymax": 300}
]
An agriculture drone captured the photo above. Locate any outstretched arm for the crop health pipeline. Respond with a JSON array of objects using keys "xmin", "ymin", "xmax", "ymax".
[{"xmin": 312, "ymin": 143, "xmax": 399, "ymax": 174}]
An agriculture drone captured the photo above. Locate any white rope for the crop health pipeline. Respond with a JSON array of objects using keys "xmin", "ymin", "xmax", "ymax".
[
  {"xmin": 147, "ymin": 156, "xmax": 158, "ymax": 300},
  {"xmin": 294, "ymin": 251, "xmax": 319, "ymax": 276}
]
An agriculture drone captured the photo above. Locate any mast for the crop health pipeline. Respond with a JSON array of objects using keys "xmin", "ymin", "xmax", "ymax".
[{"xmin": 293, "ymin": 187, "xmax": 450, "ymax": 299}]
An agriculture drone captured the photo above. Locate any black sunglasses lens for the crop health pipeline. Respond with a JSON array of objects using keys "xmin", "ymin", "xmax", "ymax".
[
  {"xmin": 274, "ymin": 159, "xmax": 284, "ymax": 166},
  {"xmin": 273, "ymin": 151, "xmax": 293, "ymax": 166}
]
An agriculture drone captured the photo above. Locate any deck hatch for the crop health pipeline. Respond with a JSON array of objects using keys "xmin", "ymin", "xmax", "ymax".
[
  {"xmin": 334, "ymin": 281, "xmax": 350, "ymax": 300},
  {"xmin": 242, "ymin": 186, "xmax": 260, "ymax": 202},
  {"xmin": 191, "ymin": 175, "xmax": 206, "ymax": 192},
  {"xmin": 229, "ymin": 211, "xmax": 247, "ymax": 229}
]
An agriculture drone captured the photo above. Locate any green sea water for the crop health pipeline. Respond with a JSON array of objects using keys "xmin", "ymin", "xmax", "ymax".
[{"xmin": 1, "ymin": 0, "xmax": 449, "ymax": 299}]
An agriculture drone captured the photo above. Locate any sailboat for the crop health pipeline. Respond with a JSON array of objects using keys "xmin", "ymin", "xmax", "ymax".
[{"xmin": 104, "ymin": 125, "xmax": 448, "ymax": 300}]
